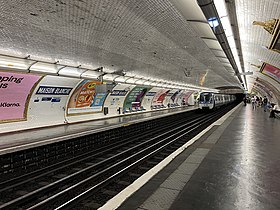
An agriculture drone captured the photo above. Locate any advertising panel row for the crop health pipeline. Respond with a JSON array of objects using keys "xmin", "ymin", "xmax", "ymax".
[
  {"xmin": 0, "ymin": 71, "xmax": 195, "ymax": 124},
  {"xmin": 67, "ymin": 84, "xmax": 194, "ymax": 114},
  {"xmin": 253, "ymin": 77, "xmax": 280, "ymax": 103}
]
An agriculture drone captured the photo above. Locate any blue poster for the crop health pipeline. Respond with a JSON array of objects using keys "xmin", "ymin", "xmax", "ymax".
[{"xmin": 91, "ymin": 93, "xmax": 107, "ymax": 107}]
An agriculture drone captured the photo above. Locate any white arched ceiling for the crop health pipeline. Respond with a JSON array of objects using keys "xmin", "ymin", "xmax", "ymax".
[
  {"xmin": 235, "ymin": 0, "xmax": 280, "ymax": 93},
  {"xmin": 0, "ymin": 0, "xmax": 242, "ymax": 90},
  {"xmin": 2, "ymin": 0, "xmax": 278, "ymax": 94}
]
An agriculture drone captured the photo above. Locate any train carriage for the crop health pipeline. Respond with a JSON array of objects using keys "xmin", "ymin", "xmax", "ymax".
[{"xmin": 198, "ymin": 92, "xmax": 236, "ymax": 110}]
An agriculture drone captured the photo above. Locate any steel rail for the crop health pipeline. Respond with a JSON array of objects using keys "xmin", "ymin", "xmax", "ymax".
[
  {"xmin": 0, "ymin": 110, "xmax": 199, "ymax": 192},
  {"xmin": 27, "ymin": 109, "xmax": 226, "ymax": 210},
  {"xmin": 0, "ymin": 111, "xmax": 205, "ymax": 209}
]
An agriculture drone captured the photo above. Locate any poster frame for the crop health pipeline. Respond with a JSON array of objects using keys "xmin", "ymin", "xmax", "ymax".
[
  {"xmin": 0, "ymin": 70, "xmax": 44, "ymax": 124},
  {"xmin": 260, "ymin": 62, "xmax": 280, "ymax": 84},
  {"xmin": 66, "ymin": 80, "xmax": 109, "ymax": 116}
]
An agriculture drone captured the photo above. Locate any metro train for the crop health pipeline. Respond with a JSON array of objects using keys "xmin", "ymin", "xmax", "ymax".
[{"xmin": 198, "ymin": 92, "xmax": 236, "ymax": 110}]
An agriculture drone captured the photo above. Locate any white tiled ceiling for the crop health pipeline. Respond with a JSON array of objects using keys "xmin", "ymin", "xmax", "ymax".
[
  {"xmin": 235, "ymin": 0, "xmax": 280, "ymax": 91},
  {"xmin": 0, "ymin": 0, "xmax": 245, "ymax": 88}
]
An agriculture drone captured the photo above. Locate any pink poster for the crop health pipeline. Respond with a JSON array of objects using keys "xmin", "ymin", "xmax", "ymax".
[
  {"xmin": 175, "ymin": 90, "xmax": 193, "ymax": 105},
  {"xmin": 0, "ymin": 71, "xmax": 41, "ymax": 122},
  {"xmin": 261, "ymin": 63, "xmax": 280, "ymax": 83},
  {"xmin": 152, "ymin": 89, "xmax": 170, "ymax": 106}
]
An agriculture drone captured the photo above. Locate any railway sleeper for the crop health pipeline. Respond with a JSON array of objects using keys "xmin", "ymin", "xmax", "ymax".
[
  {"xmin": 138, "ymin": 166, "xmax": 150, "ymax": 171},
  {"xmin": 128, "ymin": 172, "xmax": 142, "ymax": 177}
]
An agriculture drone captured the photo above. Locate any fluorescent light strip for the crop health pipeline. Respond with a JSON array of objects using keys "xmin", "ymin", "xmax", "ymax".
[
  {"xmin": 214, "ymin": 0, "xmax": 245, "ymax": 87},
  {"xmin": 0, "ymin": 55, "xmax": 216, "ymax": 92}
]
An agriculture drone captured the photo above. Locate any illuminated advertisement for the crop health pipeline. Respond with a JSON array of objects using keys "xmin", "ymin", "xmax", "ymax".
[
  {"xmin": 123, "ymin": 86, "xmax": 150, "ymax": 109},
  {"xmin": 181, "ymin": 90, "xmax": 194, "ymax": 105},
  {"xmin": 170, "ymin": 90, "xmax": 181, "ymax": 103},
  {"xmin": 67, "ymin": 80, "xmax": 107, "ymax": 115},
  {"xmin": 152, "ymin": 89, "xmax": 170, "ymax": 106},
  {"xmin": 0, "ymin": 71, "xmax": 41, "ymax": 122},
  {"xmin": 175, "ymin": 90, "xmax": 193, "ymax": 105},
  {"xmin": 91, "ymin": 93, "xmax": 107, "ymax": 107},
  {"xmin": 260, "ymin": 63, "xmax": 280, "ymax": 83}
]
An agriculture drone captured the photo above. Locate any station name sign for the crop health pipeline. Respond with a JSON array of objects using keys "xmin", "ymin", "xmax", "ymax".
[
  {"xmin": 145, "ymin": 92, "xmax": 157, "ymax": 96},
  {"xmin": 36, "ymin": 86, "xmax": 73, "ymax": 95},
  {"xmin": 110, "ymin": 90, "xmax": 128, "ymax": 96}
]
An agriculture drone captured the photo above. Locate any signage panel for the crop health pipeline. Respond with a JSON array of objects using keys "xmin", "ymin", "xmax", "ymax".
[
  {"xmin": 110, "ymin": 90, "xmax": 128, "ymax": 96},
  {"xmin": 36, "ymin": 86, "xmax": 72, "ymax": 95}
]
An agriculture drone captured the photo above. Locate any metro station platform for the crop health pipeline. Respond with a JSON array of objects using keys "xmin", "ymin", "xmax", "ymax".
[
  {"xmin": 0, "ymin": 106, "xmax": 196, "ymax": 155},
  {"xmin": 104, "ymin": 104, "xmax": 280, "ymax": 210}
]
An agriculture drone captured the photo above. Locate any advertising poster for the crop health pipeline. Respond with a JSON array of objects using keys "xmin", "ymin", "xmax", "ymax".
[
  {"xmin": 181, "ymin": 90, "xmax": 194, "ymax": 105},
  {"xmin": 175, "ymin": 90, "xmax": 193, "ymax": 105},
  {"xmin": 91, "ymin": 93, "xmax": 107, "ymax": 107},
  {"xmin": 123, "ymin": 86, "xmax": 150, "ymax": 109},
  {"xmin": 67, "ymin": 80, "xmax": 107, "ymax": 115},
  {"xmin": 170, "ymin": 90, "xmax": 181, "ymax": 103},
  {"xmin": 0, "ymin": 71, "xmax": 41, "ymax": 122},
  {"xmin": 261, "ymin": 63, "xmax": 280, "ymax": 83},
  {"xmin": 152, "ymin": 89, "xmax": 170, "ymax": 106}
]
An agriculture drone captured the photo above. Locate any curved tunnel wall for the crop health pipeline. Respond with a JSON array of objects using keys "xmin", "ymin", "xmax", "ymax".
[
  {"xmin": 251, "ymin": 67, "xmax": 280, "ymax": 105},
  {"xmin": 0, "ymin": 71, "xmax": 195, "ymax": 133}
]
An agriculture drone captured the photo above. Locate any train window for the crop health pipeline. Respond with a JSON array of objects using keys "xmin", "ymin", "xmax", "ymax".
[{"xmin": 200, "ymin": 93, "xmax": 212, "ymax": 102}]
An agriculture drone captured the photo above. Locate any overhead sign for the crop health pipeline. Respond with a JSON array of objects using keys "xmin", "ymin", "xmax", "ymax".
[
  {"xmin": 208, "ymin": 17, "xmax": 219, "ymax": 30},
  {"xmin": 0, "ymin": 71, "xmax": 41, "ymax": 122}
]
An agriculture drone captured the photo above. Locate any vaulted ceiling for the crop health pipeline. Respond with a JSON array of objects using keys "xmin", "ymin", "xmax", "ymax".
[
  {"xmin": 0, "ymin": 0, "xmax": 279, "ymax": 93},
  {"xmin": 234, "ymin": 0, "xmax": 280, "ymax": 95}
]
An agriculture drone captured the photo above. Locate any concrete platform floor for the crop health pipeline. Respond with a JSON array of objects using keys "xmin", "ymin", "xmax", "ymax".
[{"xmin": 117, "ymin": 104, "xmax": 280, "ymax": 210}]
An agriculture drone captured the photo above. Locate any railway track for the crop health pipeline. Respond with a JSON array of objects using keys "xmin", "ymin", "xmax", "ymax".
[{"xmin": 0, "ymin": 104, "xmax": 236, "ymax": 209}]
